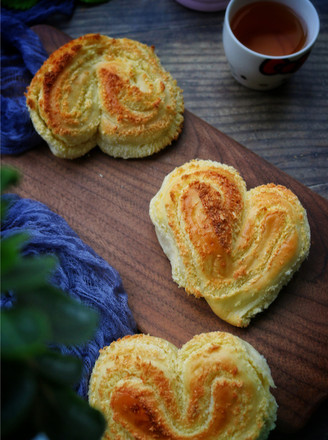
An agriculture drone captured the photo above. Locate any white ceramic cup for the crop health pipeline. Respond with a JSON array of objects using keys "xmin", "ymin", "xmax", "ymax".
[{"xmin": 223, "ymin": 0, "xmax": 320, "ymax": 90}]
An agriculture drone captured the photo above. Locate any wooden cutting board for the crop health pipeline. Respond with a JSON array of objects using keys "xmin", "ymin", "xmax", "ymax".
[{"xmin": 3, "ymin": 25, "xmax": 328, "ymax": 434}]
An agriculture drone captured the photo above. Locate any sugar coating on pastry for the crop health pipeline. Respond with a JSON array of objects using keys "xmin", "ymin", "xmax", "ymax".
[
  {"xmin": 26, "ymin": 33, "xmax": 184, "ymax": 159},
  {"xmin": 149, "ymin": 159, "xmax": 311, "ymax": 327},
  {"xmin": 89, "ymin": 332, "xmax": 277, "ymax": 440}
]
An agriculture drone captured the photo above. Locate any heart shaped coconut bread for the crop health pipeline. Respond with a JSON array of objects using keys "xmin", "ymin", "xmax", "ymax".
[
  {"xmin": 89, "ymin": 332, "xmax": 277, "ymax": 439},
  {"xmin": 26, "ymin": 34, "xmax": 184, "ymax": 159},
  {"xmin": 149, "ymin": 159, "xmax": 310, "ymax": 327}
]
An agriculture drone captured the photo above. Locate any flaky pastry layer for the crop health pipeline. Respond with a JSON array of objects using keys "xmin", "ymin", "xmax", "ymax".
[
  {"xmin": 89, "ymin": 332, "xmax": 277, "ymax": 440},
  {"xmin": 149, "ymin": 159, "xmax": 311, "ymax": 327},
  {"xmin": 26, "ymin": 34, "xmax": 184, "ymax": 159}
]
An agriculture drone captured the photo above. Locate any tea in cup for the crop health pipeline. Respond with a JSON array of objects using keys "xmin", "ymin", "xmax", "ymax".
[{"xmin": 223, "ymin": 0, "xmax": 320, "ymax": 90}]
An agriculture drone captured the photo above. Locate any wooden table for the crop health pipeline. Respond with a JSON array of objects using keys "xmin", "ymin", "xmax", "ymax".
[
  {"xmin": 3, "ymin": 1, "xmax": 328, "ymax": 439},
  {"xmin": 49, "ymin": 3, "xmax": 328, "ymax": 439},
  {"xmin": 48, "ymin": 0, "xmax": 328, "ymax": 200}
]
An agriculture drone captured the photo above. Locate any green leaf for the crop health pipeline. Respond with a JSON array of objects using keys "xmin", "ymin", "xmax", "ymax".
[
  {"xmin": 47, "ymin": 292, "xmax": 99, "ymax": 345},
  {"xmin": 1, "ymin": 307, "xmax": 51, "ymax": 359},
  {"xmin": 1, "ymin": 166, "xmax": 20, "ymax": 193},
  {"xmin": 37, "ymin": 386, "xmax": 106, "ymax": 440},
  {"xmin": 1, "ymin": 361, "xmax": 37, "ymax": 435},
  {"xmin": 1, "ymin": 254, "xmax": 58, "ymax": 293},
  {"xmin": 19, "ymin": 285, "xmax": 99, "ymax": 345},
  {"xmin": 35, "ymin": 352, "xmax": 82, "ymax": 387},
  {"xmin": 1, "ymin": 0, "xmax": 39, "ymax": 10},
  {"xmin": 1, "ymin": 166, "xmax": 20, "ymax": 222},
  {"xmin": 1, "ymin": 232, "xmax": 30, "ymax": 275}
]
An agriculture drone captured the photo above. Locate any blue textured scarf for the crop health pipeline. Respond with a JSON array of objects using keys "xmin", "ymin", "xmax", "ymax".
[
  {"xmin": 1, "ymin": 0, "xmax": 75, "ymax": 154},
  {"xmin": 1, "ymin": 1, "xmax": 137, "ymax": 398},
  {"xmin": 1, "ymin": 195, "xmax": 137, "ymax": 398}
]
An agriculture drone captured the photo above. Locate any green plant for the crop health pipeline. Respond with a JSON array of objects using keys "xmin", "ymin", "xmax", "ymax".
[
  {"xmin": 1, "ymin": 166, "xmax": 106, "ymax": 440},
  {"xmin": 2, "ymin": 0, "xmax": 39, "ymax": 9}
]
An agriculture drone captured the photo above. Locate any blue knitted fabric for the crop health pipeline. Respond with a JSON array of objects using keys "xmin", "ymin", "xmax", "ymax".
[
  {"xmin": 1, "ymin": 1, "xmax": 75, "ymax": 154},
  {"xmin": 1, "ymin": 194, "xmax": 137, "ymax": 399}
]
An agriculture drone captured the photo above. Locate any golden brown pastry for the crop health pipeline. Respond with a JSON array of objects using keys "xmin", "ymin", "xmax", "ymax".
[
  {"xmin": 149, "ymin": 159, "xmax": 311, "ymax": 327},
  {"xmin": 89, "ymin": 332, "xmax": 277, "ymax": 440},
  {"xmin": 26, "ymin": 33, "xmax": 184, "ymax": 159}
]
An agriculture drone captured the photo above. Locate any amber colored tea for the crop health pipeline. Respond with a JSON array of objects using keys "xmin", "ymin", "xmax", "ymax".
[{"xmin": 230, "ymin": 1, "xmax": 308, "ymax": 56}]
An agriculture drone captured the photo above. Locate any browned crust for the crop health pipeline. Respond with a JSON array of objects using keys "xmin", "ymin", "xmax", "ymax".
[
  {"xmin": 25, "ymin": 33, "xmax": 184, "ymax": 159},
  {"xmin": 89, "ymin": 333, "xmax": 277, "ymax": 439}
]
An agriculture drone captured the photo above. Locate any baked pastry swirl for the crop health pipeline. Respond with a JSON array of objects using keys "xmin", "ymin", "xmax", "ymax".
[
  {"xmin": 26, "ymin": 33, "xmax": 184, "ymax": 159},
  {"xmin": 89, "ymin": 332, "xmax": 277, "ymax": 440},
  {"xmin": 149, "ymin": 159, "xmax": 311, "ymax": 327}
]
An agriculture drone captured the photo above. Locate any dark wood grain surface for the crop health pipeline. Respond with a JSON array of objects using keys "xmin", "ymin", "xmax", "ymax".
[
  {"xmin": 4, "ymin": 109, "xmax": 328, "ymax": 438},
  {"xmin": 46, "ymin": 0, "xmax": 328, "ymax": 200},
  {"xmin": 2, "ymin": 1, "xmax": 328, "ymax": 438}
]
